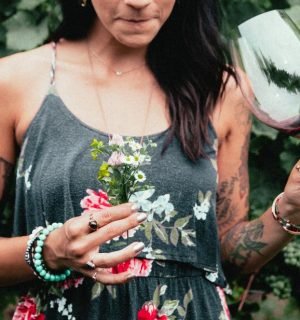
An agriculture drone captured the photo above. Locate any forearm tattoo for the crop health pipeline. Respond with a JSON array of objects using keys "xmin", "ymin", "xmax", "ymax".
[
  {"xmin": 222, "ymin": 220, "xmax": 267, "ymax": 269},
  {"xmin": 0, "ymin": 157, "xmax": 14, "ymax": 214}
]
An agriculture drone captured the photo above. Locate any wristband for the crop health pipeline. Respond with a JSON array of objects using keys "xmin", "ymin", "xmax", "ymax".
[{"xmin": 271, "ymin": 193, "xmax": 300, "ymax": 236}]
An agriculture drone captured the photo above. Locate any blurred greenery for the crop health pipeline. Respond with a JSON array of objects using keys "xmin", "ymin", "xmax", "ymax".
[{"xmin": 0, "ymin": 0, "xmax": 300, "ymax": 319}]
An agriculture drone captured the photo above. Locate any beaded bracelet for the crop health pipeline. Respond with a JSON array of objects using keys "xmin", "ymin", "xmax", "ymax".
[
  {"xmin": 29, "ymin": 223, "xmax": 72, "ymax": 282},
  {"xmin": 24, "ymin": 227, "xmax": 44, "ymax": 270},
  {"xmin": 271, "ymin": 192, "xmax": 300, "ymax": 236}
]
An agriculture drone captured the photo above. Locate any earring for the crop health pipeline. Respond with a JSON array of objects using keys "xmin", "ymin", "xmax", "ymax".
[{"xmin": 81, "ymin": 0, "xmax": 87, "ymax": 7}]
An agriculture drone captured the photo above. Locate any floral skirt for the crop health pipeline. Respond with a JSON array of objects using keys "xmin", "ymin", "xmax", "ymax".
[{"xmin": 14, "ymin": 261, "xmax": 230, "ymax": 320}]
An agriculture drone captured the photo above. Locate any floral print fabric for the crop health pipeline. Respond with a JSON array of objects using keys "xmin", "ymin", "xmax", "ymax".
[{"xmin": 13, "ymin": 94, "xmax": 229, "ymax": 319}]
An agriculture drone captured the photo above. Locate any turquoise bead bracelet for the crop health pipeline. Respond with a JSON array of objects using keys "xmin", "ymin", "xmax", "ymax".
[{"xmin": 32, "ymin": 223, "xmax": 72, "ymax": 282}]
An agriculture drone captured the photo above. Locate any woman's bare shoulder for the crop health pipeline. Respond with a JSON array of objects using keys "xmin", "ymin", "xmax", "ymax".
[
  {"xmin": 0, "ymin": 45, "xmax": 53, "ymax": 112},
  {"xmin": 0, "ymin": 44, "xmax": 52, "ymax": 89},
  {"xmin": 212, "ymin": 71, "xmax": 252, "ymax": 143}
]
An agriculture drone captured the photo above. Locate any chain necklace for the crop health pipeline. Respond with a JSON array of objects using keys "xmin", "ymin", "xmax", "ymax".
[
  {"xmin": 90, "ymin": 49, "xmax": 146, "ymax": 77},
  {"xmin": 86, "ymin": 41, "xmax": 154, "ymax": 143}
]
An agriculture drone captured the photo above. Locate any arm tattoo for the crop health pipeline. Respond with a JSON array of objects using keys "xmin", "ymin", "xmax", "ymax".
[
  {"xmin": 235, "ymin": 102, "xmax": 251, "ymax": 200},
  {"xmin": 217, "ymin": 176, "xmax": 239, "ymax": 230},
  {"xmin": 222, "ymin": 220, "xmax": 267, "ymax": 269},
  {"xmin": 0, "ymin": 157, "xmax": 15, "ymax": 214}
]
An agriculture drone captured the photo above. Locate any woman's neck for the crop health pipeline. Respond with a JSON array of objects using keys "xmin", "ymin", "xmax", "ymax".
[{"xmin": 87, "ymin": 21, "xmax": 148, "ymax": 72}]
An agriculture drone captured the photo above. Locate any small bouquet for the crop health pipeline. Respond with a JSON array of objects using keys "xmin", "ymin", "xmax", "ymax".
[{"xmin": 90, "ymin": 134, "xmax": 157, "ymax": 205}]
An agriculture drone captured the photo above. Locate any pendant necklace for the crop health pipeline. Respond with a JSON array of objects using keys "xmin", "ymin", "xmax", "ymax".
[
  {"xmin": 90, "ymin": 49, "xmax": 146, "ymax": 77},
  {"xmin": 87, "ymin": 43, "xmax": 155, "ymax": 144}
]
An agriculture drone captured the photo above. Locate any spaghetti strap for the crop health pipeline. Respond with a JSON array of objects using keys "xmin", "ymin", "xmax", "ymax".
[{"xmin": 50, "ymin": 42, "xmax": 57, "ymax": 87}]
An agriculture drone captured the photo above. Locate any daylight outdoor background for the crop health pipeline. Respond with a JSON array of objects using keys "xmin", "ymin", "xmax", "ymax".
[{"xmin": 0, "ymin": 0, "xmax": 299, "ymax": 319}]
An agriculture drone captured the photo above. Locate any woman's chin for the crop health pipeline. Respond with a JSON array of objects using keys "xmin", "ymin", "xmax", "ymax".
[{"xmin": 114, "ymin": 34, "xmax": 156, "ymax": 49}]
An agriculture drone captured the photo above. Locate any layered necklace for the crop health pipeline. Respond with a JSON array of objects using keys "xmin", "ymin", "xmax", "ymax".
[{"xmin": 86, "ymin": 41, "xmax": 154, "ymax": 143}]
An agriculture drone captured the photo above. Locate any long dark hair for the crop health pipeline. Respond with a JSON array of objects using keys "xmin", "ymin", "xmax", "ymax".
[{"xmin": 52, "ymin": 0, "xmax": 235, "ymax": 161}]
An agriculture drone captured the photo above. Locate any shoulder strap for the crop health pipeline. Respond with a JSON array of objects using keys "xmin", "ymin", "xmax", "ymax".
[{"xmin": 50, "ymin": 42, "xmax": 57, "ymax": 87}]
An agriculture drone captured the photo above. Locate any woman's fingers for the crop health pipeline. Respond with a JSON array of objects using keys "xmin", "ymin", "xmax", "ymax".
[
  {"xmin": 84, "ymin": 242, "xmax": 145, "ymax": 269},
  {"xmin": 78, "ymin": 242, "xmax": 147, "ymax": 285},
  {"xmin": 86, "ymin": 268, "xmax": 134, "ymax": 285},
  {"xmin": 85, "ymin": 211, "xmax": 147, "ymax": 249},
  {"xmin": 44, "ymin": 203, "xmax": 147, "ymax": 272},
  {"xmin": 64, "ymin": 203, "xmax": 138, "ymax": 239},
  {"xmin": 87, "ymin": 203, "xmax": 138, "ymax": 228}
]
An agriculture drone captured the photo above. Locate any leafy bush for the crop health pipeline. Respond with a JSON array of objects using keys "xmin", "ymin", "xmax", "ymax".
[{"xmin": 0, "ymin": 0, "xmax": 300, "ymax": 319}]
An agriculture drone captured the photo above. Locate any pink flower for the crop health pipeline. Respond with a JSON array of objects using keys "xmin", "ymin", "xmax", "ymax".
[
  {"xmin": 216, "ymin": 287, "xmax": 231, "ymax": 320},
  {"xmin": 108, "ymin": 151, "xmax": 125, "ymax": 166},
  {"xmin": 108, "ymin": 134, "xmax": 125, "ymax": 146},
  {"xmin": 59, "ymin": 277, "xmax": 84, "ymax": 290},
  {"xmin": 12, "ymin": 296, "xmax": 45, "ymax": 320},
  {"xmin": 109, "ymin": 258, "xmax": 153, "ymax": 277},
  {"xmin": 80, "ymin": 189, "xmax": 111, "ymax": 212},
  {"xmin": 137, "ymin": 302, "xmax": 168, "ymax": 320}
]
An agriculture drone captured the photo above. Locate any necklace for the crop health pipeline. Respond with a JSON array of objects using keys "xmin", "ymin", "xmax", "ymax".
[
  {"xmin": 90, "ymin": 49, "xmax": 146, "ymax": 77},
  {"xmin": 86, "ymin": 41, "xmax": 154, "ymax": 143}
]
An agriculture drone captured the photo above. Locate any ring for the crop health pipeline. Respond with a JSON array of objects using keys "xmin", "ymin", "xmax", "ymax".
[
  {"xmin": 92, "ymin": 271, "xmax": 98, "ymax": 281},
  {"xmin": 88, "ymin": 213, "xmax": 99, "ymax": 232},
  {"xmin": 85, "ymin": 253, "xmax": 96, "ymax": 270},
  {"xmin": 85, "ymin": 260, "xmax": 96, "ymax": 270}
]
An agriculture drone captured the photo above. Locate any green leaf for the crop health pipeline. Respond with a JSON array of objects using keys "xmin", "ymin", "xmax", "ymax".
[
  {"xmin": 17, "ymin": 0, "xmax": 45, "ymax": 10},
  {"xmin": 153, "ymin": 221, "xmax": 169, "ymax": 244},
  {"xmin": 252, "ymin": 118, "xmax": 279, "ymax": 140},
  {"xmin": 4, "ymin": 11, "xmax": 49, "ymax": 50},
  {"xmin": 106, "ymin": 285, "xmax": 117, "ymax": 299},
  {"xmin": 177, "ymin": 305, "xmax": 186, "ymax": 317},
  {"xmin": 181, "ymin": 230, "xmax": 196, "ymax": 247},
  {"xmin": 160, "ymin": 285, "xmax": 168, "ymax": 296},
  {"xmin": 91, "ymin": 282, "xmax": 105, "ymax": 300},
  {"xmin": 160, "ymin": 300, "xmax": 179, "ymax": 316},
  {"xmin": 153, "ymin": 285, "xmax": 161, "ymax": 307},
  {"xmin": 170, "ymin": 228, "xmax": 179, "ymax": 246},
  {"xmin": 174, "ymin": 216, "xmax": 192, "ymax": 229},
  {"xmin": 280, "ymin": 151, "xmax": 298, "ymax": 173},
  {"xmin": 183, "ymin": 289, "xmax": 193, "ymax": 309},
  {"xmin": 144, "ymin": 222, "xmax": 153, "ymax": 240}
]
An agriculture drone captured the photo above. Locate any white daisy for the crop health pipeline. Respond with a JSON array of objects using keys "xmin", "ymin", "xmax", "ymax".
[{"xmin": 134, "ymin": 170, "xmax": 146, "ymax": 182}]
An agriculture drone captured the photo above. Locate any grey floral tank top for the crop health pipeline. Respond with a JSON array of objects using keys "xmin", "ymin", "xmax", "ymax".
[{"xmin": 13, "ymin": 89, "xmax": 226, "ymax": 287}]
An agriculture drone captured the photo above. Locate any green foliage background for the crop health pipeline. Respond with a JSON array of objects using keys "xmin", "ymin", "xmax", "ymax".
[{"xmin": 0, "ymin": 0, "xmax": 299, "ymax": 319}]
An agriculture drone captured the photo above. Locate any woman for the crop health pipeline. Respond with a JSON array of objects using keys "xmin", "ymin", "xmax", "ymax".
[{"xmin": 0, "ymin": 0, "xmax": 299, "ymax": 319}]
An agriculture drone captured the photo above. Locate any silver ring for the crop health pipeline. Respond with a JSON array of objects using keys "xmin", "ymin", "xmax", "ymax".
[
  {"xmin": 92, "ymin": 271, "xmax": 98, "ymax": 281},
  {"xmin": 85, "ymin": 253, "xmax": 97, "ymax": 270},
  {"xmin": 85, "ymin": 260, "xmax": 96, "ymax": 270}
]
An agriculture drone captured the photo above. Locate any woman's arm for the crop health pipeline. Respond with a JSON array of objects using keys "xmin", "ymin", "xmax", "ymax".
[
  {"xmin": 215, "ymin": 79, "xmax": 297, "ymax": 274},
  {"xmin": 0, "ymin": 56, "xmax": 147, "ymax": 287},
  {"xmin": 0, "ymin": 57, "xmax": 36, "ymax": 285}
]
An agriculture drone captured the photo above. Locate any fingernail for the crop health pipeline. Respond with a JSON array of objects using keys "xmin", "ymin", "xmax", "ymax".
[
  {"xmin": 131, "ymin": 204, "xmax": 139, "ymax": 212},
  {"xmin": 127, "ymin": 272, "xmax": 135, "ymax": 280},
  {"xmin": 136, "ymin": 212, "xmax": 147, "ymax": 222},
  {"xmin": 133, "ymin": 242, "xmax": 145, "ymax": 253}
]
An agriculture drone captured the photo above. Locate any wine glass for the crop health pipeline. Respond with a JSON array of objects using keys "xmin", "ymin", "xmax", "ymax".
[{"xmin": 231, "ymin": 10, "xmax": 300, "ymax": 137}]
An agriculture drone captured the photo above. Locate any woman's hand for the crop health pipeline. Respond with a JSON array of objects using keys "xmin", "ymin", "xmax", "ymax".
[
  {"xmin": 43, "ymin": 203, "xmax": 147, "ymax": 284},
  {"xmin": 278, "ymin": 160, "xmax": 300, "ymax": 224}
]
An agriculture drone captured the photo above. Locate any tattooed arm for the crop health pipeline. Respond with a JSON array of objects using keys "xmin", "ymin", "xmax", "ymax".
[{"xmin": 213, "ymin": 78, "xmax": 294, "ymax": 274}]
